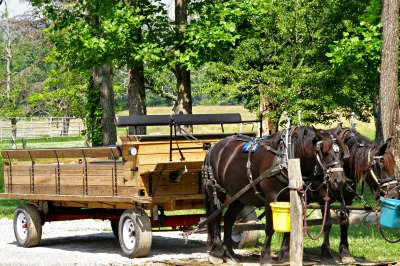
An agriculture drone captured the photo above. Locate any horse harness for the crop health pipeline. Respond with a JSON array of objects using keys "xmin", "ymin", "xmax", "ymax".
[
  {"xmin": 203, "ymin": 127, "xmax": 344, "ymax": 205},
  {"xmin": 340, "ymin": 129, "xmax": 398, "ymax": 198}
]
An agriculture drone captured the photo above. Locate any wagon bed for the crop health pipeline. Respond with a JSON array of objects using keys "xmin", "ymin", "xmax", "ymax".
[{"xmin": 0, "ymin": 113, "xmax": 260, "ymax": 258}]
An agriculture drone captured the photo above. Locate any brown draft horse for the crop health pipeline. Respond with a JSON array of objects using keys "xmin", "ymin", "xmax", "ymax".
[
  {"xmin": 307, "ymin": 127, "xmax": 399, "ymax": 264},
  {"xmin": 203, "ymin": 125, "xmax": 348, "ymax": 265}
]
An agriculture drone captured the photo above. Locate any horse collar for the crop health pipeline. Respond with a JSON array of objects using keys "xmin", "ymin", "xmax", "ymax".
[{"xmin": 339, "ymin": 128, "xmax": 351, "ymax": 140}]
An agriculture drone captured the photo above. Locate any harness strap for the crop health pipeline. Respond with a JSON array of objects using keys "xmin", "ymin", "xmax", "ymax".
[
  {"xmin": 246, "ymin": 140, "xmax": 266, "ymax": 201},
  {"xmin": 198, "ymin": 164, "xmax": 282, "ymax": 229}
]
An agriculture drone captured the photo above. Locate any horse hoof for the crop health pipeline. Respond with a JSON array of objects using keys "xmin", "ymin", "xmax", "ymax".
[
  {"xmin": 225, "ymin": 257, "xmax": 239, "ymax": 265},
  {"xmin": 321, "ymin": 258, "xmax": 338, "ymax": 265},
  {"xmin": 209, "ymin": 255, "xmax": 224, "ymax": 265},
  {"xmin": 341, "ymin": 256, "xmax": 356, "ymax": 264},
  {"xmin": 260, "ymin": 263, "xmax": 273, "ymax": 266}
]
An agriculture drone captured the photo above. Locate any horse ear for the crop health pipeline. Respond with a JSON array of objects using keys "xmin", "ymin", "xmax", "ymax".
[
  {"xmin": 312, "ymin": 126, "xmax": 323, "ymax": 141},
  {"xmin": 378, "ymin": 137, "xmax": 392, "ymax": 155},
  {"xmin": 331, "ymin": 123, "xmax": 343, "ymax": 136}
]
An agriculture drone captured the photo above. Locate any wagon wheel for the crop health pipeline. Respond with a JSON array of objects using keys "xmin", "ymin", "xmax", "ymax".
[
  {"xmin": 13, "ymin": 204, "xmax": 42, "ymax": 247},
  {"xmin": 232, "ymin": 205, "xmax": 259, "ymax": 249},
  {"xmin": 110, "ymin": 219, "xmax": 119, "ymax": 239},
  {"xmin": 118, "ymin": 209, "xmax": 152, "ymax": 258}
]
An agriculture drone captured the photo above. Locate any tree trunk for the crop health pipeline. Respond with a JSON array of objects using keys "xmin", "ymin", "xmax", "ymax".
[
  {"xmin": 260, "ymin": 96, "xmax": 279, "ymax": 135},
  {"xmin": 11, "ymin": 118, "xmax": 17, "ymax": 149},
  {"xmin": 175, "ymin": 0, "xmax": 192, "ymax": 132},
  {"xmin": 91, "ymin": 62, "xmax": 117, "ymax": 146},
  {"xmin": 5, "ymin": 1, "xmax": 12, "ymax": 100},
  {"xmin": 379, "ymin": 0, "xmax": 399, "ymax": 163},
  {"xmin": 373, "ymin": 93, "xmax": 383, "ymax": 144},
  {"xmin": 127, "ymin": 63, "xmax": 147, "ymax": 135}
]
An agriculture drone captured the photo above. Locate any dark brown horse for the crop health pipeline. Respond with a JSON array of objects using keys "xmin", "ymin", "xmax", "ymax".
[
  {"xmin": 203, "ymin": 125, "xmax": 348, "ymax": 265},
  {"xmin": 307, "ymin": 127, "xmax": 399, "ymax": 264}
]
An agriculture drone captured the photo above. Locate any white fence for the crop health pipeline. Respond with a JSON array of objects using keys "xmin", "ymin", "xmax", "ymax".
[{"xmin": 0, "ymin": 117, "xmax": 84, "ymax": 141}]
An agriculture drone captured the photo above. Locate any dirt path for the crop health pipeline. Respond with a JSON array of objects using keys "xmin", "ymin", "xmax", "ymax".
[
  {"xmin": 1, "ymin": 217, "xmax": 398, "ymax": 266},
  {"xmin": 0, "ymin": 218, "xmax": 260, "ymax": 266}
]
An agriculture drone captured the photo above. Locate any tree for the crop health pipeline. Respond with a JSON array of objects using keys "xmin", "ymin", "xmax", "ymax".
[
  {"xmin": 34, "ymin": 0, "xmax": 169, "ymax": 138},
  {"xmin": 195, "ymin": 0, "xmax": 368, "ymax": 134},
  {"xmin": 379, "ymin": 0, "xmax": 399, "ymax": 162},
  {"xmin": 174, "ymin": 0, "xmax": 192, "ymax": 119},
  {"xmin": 326, "ymin": 0, "xmax": 388, "ymax": 142},
  {"xmin": 32, "ymin": 0, "xmax": 121, "ymax": 146},
  {"xmin": 0, "ymin": 1, "xmax": 49, "ymax": 148}
]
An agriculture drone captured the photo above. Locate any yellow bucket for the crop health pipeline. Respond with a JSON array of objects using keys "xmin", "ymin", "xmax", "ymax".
[{"xmin": 270, "ymin": 202, "xmax": 291, "ymax": 232}]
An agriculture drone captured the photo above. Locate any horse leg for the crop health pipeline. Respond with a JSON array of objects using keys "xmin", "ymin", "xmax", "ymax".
[
  {"xmin": 205, "ymin": 185, "xmax": 226, "ymax": 264},
  {"xmin": 339, "ymin": 210, "xmax": 356, "ymax": 264},
  {"xmin": 221, "ymin": 201, "xmax": 245, "ymax": 264},
  {"xmin": 278, "ymin": 233, "xmax": 291, "ymax": 263},
  {"xmin": 320, "ymin": 208, "xmax": 336, "ymax": 263},
  {"xmin": 260, "ymin": 206, "xmax": 275, "ymax": 266}
]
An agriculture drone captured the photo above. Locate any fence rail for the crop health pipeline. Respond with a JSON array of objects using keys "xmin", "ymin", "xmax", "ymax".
[{"xmin": 0, "ymin": 117, "xmax": 84, "ymax": 141}]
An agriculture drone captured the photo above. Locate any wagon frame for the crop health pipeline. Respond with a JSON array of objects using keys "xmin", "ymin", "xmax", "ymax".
[{"xmin": 0, "ymin": 113, "xmax": 261, "ymax": 257}]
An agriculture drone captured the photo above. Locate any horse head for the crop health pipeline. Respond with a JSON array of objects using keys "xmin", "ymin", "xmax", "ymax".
[
  {"xmin": 293, "ymin": 124, "xmax": 347, "ymax": 190},
  {"xmin": 368, "ymin": 138, "xmax": 399, "ymax": 199},
  {"xmin": 313, "ymin": 124, "xmax": 347, "ymax": 190}
]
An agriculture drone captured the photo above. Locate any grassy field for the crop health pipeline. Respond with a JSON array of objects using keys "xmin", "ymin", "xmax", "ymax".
[
  {"xmin": 116, "ymin": 106, "xmax": 376, "ymax": 139},
  {"xmin": 1, "ymin": 106, "xmax": 396, "ymax": 262}
]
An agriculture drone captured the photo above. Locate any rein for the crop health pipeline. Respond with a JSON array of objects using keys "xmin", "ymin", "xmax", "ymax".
[{"xmin": 182, "ymin": 164, "xmax": 283, "ymax": 239}]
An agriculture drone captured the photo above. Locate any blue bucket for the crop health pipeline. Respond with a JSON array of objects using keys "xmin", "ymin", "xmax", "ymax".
[{"xmin": 379, "ymin": 197, "xmax": 400, "ymax": 228}]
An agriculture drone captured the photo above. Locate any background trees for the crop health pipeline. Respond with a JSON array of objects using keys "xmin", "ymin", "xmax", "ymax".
[{"xmin": 0, "ymin": 0, "xmax": 398, "ymax": 156}]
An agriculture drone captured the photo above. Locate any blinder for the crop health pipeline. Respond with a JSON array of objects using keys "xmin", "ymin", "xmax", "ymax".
[
  {"xmin": 372, "ymin": 156, "xmax": 396, "ymax": 184},
  {"xmin": 315, "ymin": 136, "xmax": 344, "ymax": 183},
  {"xmin": 342, "ymin": 145, "xmax": 350, "ymax": 160}
]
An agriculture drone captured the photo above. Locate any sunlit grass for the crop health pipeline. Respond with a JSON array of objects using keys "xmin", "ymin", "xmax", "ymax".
[
  {"xmin": 253, "ymin": 217, "xmax": 400, "ymax": 262},
  {"xmin": 0, "ymin": 198, "xmax": 28, "ymax": 219}
]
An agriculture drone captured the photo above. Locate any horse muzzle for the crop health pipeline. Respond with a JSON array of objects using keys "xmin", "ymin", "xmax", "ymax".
[{"xmin": 327, "ymin": 167, "xmax": 346, "ymax": 190}]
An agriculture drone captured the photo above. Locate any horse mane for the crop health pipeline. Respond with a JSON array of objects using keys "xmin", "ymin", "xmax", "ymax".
[
  {"xmin": 383, "ymin": 151, "xmax": 396, "ymax": 177},
  {"xmin": 292, "ymin": 126, "xmax": 325, "ymax": 158},
  {"xmin": 343, "ymin": 128, "xmax": 396, "ymax": 183}
]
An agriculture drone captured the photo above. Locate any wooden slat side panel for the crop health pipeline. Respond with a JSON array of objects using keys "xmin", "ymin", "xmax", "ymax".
[
  {"xmin": 137, "ymin": 172, "xmax": 201, "ymax": 197},
  {"xmin": 137, "ymin": 154, "xmax": 206, "ymax": 170},
  {"xmin": 1, "ymin": 147, "xmax": 121, "ymax": 159},
  {"xmin": 136, "ymin": 141, "xmax": 217, "ymax": 155}
]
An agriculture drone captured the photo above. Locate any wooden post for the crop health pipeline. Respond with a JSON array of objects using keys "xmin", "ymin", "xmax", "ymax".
[{"xmin": 289, "ymin": 159, "xmax": 303, "ymax": 265}]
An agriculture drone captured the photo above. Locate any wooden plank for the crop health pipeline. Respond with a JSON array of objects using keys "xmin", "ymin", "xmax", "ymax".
[
  {"xmin": 1, "ymin": 146, "xmax": 121, "ymax": 159},
  {"xmin": 50, "ymin": 200, "xmax": 136, "ymax": 210},
  {"xmin": 0, "ymin": 193, "xmax": 140, "ymax": 203},
  {"xmin": 115, "ymin": 113, "xmax": 243, "ymax": 127},
  {"xmin": 136, "ymin": 172, "xmax": 200, "ymax": 189},
  {"xmin": 151, "ymin": 161, "xmax": 204, "ymax": 172},
  {"xmin": 137, "ymin": 153, "xmax": 206, "ymax": 167},
  {"xmin": 289, "ymin": 159, "xmax": 303, "ymax": 266},
  {"xmin": 136, "ymin": 141, "xmax": 216, "ymax": 155}
]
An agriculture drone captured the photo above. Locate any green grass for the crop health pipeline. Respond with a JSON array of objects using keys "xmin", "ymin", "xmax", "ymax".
[
  {"xmin": 0, "ymin": 198, "xmax": 28, "ymax": 219},
  {"xmin": 253, "ymin": 221, "xmax": 400, "ymax": 262}
]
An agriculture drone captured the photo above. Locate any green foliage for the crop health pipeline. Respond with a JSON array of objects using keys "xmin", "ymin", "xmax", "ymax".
[
  {"xmin": 196, "ymin": 0, "xmax": 369, "ymax": 127},
  {"xmin": 35, "ymin": 0, "xmax": 167, "ymax": 70},
  {"xmin": 28, "ymin": 68, "xmax": 89, "ymax": 117},
  {"xmin": 325, "ymin": 0, "xmax": 385, "ymax": 123}
]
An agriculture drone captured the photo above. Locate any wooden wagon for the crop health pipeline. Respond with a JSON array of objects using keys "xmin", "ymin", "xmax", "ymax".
[{"xmin": 0, "ymin": 113, "xmax": 260, "ymax": 258}]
